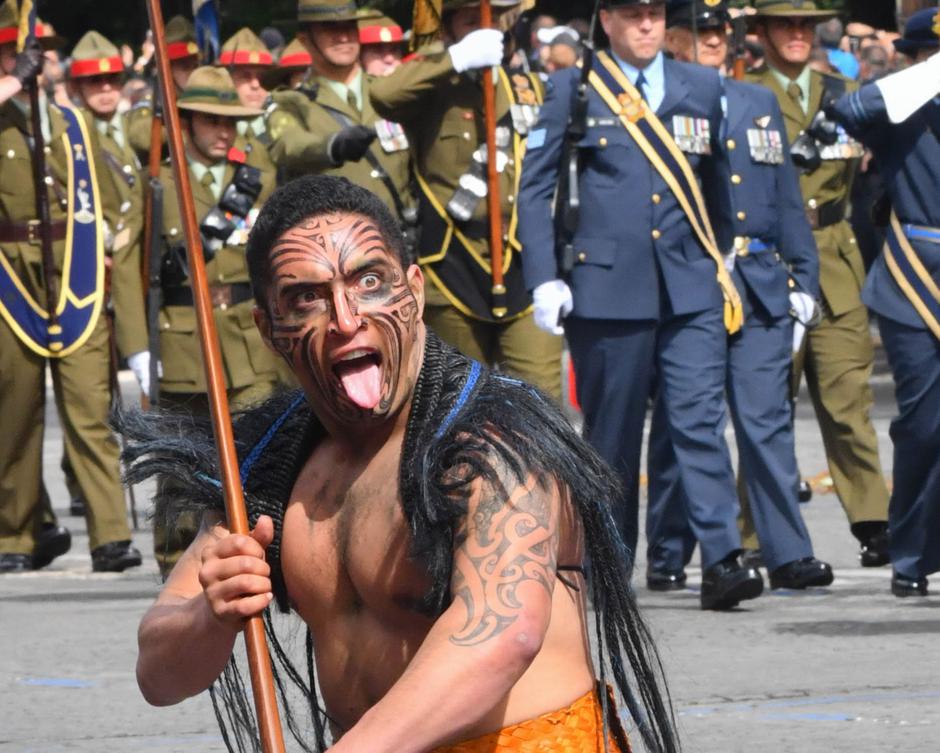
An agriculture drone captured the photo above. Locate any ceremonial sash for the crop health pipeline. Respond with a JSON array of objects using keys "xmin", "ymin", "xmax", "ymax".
[
  {"xmin": 588, "ymin": 51, "xmax": 743, "ymax": 334},
  {"xmin": 417, "ymin": 67, "xmax": 542, "ymax": 323},
  {"xmin": 883, "ymin": 212, "xmax": 940, "ymax": 340},
  {"xmin": 0, "ymin": 106, "xmax": 105, "ymax": 357}
]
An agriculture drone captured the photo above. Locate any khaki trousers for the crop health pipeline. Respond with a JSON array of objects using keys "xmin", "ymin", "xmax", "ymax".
[{"xmin": 0, "ymin": 314, "xmax": 131, "ymax": 553}]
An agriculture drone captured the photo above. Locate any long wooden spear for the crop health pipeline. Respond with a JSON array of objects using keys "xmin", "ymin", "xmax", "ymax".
[
  {"xmin": 142, "ymin": 1, "xmax": 286, "ymax": 751},
  {"xmin": 480, "ymin": 0, "xmax": 507, "ymax": 319}
]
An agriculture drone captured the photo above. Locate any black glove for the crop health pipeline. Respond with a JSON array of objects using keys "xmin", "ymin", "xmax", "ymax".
[
  {"xmin": 328, "ymin": 125, "xmax": 376, "ymax": 165},
  {"xmin": 12, "ymin": 39, "xmax": 44, "ymax": 87}
]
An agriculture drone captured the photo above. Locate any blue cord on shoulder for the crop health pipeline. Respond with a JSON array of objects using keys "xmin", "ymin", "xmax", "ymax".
[
  {"xmin": 435, "ymin": 360, "xmax": 482, "ymax": 440},
  {"xmin": 239, "ymin": 392, "xmax": 307, "ymax": 484}
]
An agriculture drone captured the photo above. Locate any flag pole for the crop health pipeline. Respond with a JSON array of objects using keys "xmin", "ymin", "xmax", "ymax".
[{"xmin": 143, "ymin": 1, "xmax": 286, "ymax": 750}]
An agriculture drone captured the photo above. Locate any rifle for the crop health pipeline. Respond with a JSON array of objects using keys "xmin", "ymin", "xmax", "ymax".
[
  {"xmin": 555, "ymin": 0, "xmax": 601, "ymax": 276},
  {"xmin": 141, "ymin": 96, "xmax": 164, "ymax": 408},
  {"xmin": 479, "ymin": 0, "xmax": 508, "ymax": 318},
  {"xmin": 731, "ymin": 13, "xmax": 748, "ymax": 81},
  {"xmin": 144, "ymin": 1, "xmax": 286, "ymax": 751}
]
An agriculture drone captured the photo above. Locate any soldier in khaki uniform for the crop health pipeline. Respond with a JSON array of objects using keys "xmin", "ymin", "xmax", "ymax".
[
  {"xmin": 219, "ymin": 28, "xmax": 274, "ymax": 144},
  {"xmin": 745, "ymin": 0, "xmax": 890, "ymax": 565},
  {"xmin": 126, "ymin": 16, "xmax": 201, "ymax": 159},
  {"xmin": 0, "ymin": 9, "xmax": 141, "ymax": 573},
  {"xmin": 370, "ymin": 0, "xmax": 562, "ymax": 399},
  {"xmin": 153, "ymin": 67, "xmax": 288, "ymax": 573},
  {"xmin": 266, "ymin": 0, "xmax": 416, "ymax": 234}
]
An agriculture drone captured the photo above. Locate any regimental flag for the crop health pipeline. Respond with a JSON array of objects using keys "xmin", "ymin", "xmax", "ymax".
[
  {"xmin": 16, "ymin": 0, "xmax": 35, "ymax": 52},
  {"xmin": 411, "ymin": 0, "xmax": 442, "ymax": 50},
  {"xmin": 193, "ymin": 0, "xmax": 220, "ymax": 63}
]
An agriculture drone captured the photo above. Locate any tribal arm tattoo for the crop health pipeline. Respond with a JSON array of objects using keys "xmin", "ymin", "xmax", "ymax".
[{"xmin": 449, "ymin": 460, "xmax": 560, "ymax": 648}]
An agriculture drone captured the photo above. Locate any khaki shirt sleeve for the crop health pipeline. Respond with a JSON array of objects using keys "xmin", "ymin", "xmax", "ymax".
[
  {"xmin": 266, "ymin": 92, "xmax": 334, "ymax": 173},
  {"xmin": 369, "ymin": 44, "xmax": 457, "ymax": 124}
]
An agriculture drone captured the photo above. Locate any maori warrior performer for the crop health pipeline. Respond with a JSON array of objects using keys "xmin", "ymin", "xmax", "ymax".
[{"xmin": 127, "ymin": 175, "xmax": 677, "ymax": 753}]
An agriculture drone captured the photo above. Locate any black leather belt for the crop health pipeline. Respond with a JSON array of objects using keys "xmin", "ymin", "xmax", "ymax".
[
  {"xmin": 0, "ymin": 220, "xmax": 68, "ymax": 244},
  {"xmin": 806, "ymin": 199, "xmax": 846, "ymax": 230},
  {"xmin": 162, "ymin": 282, "xmax": 253, "ymax": 308}
]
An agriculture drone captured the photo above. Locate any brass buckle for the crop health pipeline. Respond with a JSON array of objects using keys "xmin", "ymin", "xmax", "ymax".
[
  {"xmin": 209, "ymin": 284, "xmax": 233, "ymax": 309},
  {"xmin": 26, "ymin": 220, "xmax": 41, "ymax": 246}
]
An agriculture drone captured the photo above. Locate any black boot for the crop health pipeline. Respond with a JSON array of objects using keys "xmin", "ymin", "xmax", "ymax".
[
  {"xmin": 91, "ymin": 541, "xmax": 142, "ymax": 573},
  {"xmin": 33, "ymin": 524, "xmax": 72, "ymax": 570}
]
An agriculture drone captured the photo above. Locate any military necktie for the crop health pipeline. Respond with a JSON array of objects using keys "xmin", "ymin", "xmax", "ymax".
[
  {"xmin": 346, "ymin": 88, "xmax": 359, "ymax": 113},
  {"xmin": 787, "ymin": 81, "xmax": 804, "ymax": 113},
  {"xmin": 200, "ymin": 170, "xmax": 216, "ymax": 200},
  {"xmin": 636, "ymin": 71, "xmax": 649, "ymax": 103}
]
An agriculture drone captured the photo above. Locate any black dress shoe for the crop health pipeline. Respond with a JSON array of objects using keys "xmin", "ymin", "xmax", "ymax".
[
  {"xmin": 769, "ymin": 557, "xmax": 834, "ymax": 589},
  {"xmin": 647, "ymin": 569, "xmax": 687, "ymax": 591},
  {"xmin": 33, "ymin": 524, "xmax": 72, "ymax": 570},
  {"xmin": 700, "ymin": 557, "xmax": 764, "ymax": 610},
  {"xmin": 0, "ymin": 553, "xmax": 33, "ymax": 573},
  {"xmin": 91, "ymin": 541, "xmax": 142, "ymax": 573},
  {"xmin": 891, "ymin": 572, "xmax": 928, "ymax": 597},
  {"xmin": 858, "ymin": 526, "xmax": 890, "ymax": 568},
  {"xmin": 741, "ymin": 548, "xmax": 765, "ymax": 570},
  {"xmin": 797, "ymin": 480, "xmax": 813, "ymax": 503},
  {"xmin": 69, "ymin": 496, "xmax": 86, "ymax": 517}
]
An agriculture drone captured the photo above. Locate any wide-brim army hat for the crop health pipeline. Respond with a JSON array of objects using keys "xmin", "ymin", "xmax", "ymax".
[
  {"xmin": 359, "ymin": 15, "xmax": 406, "ymax": 45},
  {"xmin": 177, "ymin": 66, "xmax": 265, "ymax": 117},
  {"xmin": 219, "ymin": 27, "xmax": 274, "ymax": 67},
  {"xmin": 298, "ymin": 0, "xmax": 382, "ymax": 24},
  {"xmin": 259, "ymin": 37, "xmax": 312, "ymax": 90},
  {"xmin": 600, "ymin": 0, "xmax": 667, "ymax": 8},
  {"xmin": 0, "ymin": 4, "xmax": 65, "ymax": 50},
  {"xmin": 894, "ymin": 7, "xmax": 940, "ymax": 56},
  {"xmin": 750, "ymin": 0, "xmax": 837, "ymax": 22},
  {"xmin": 442, "ymin": 0, "xmax": 522, "ymax": 9},
  {"xmin": 667, "ymin": 0, "xmax": 730, "ymax": 30},
  {"xmin": 166, "ymin": 15, "xmax": 200, "ymax": 61},
  {"xmin": 69, "ymin": 30, "xmax": 124, "ymax": 78}
]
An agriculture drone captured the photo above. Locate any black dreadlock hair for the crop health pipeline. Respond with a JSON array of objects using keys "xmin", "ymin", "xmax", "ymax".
[{"xmin": 120, "ymin": 331, "xmax": 679, "ymax": 753}]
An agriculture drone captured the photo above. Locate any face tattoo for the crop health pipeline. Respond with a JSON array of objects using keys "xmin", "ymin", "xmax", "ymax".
[{"xmin": 266, "ymin": 213, "xmax": 420, "ymax": 424}]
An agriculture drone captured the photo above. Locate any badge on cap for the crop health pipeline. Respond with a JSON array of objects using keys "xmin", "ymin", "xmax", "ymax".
[{"xmin": 672, "ymin": 115, "xmax": 712, "ymax": 155}]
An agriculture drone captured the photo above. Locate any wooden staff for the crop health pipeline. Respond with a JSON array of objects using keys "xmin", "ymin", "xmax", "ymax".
[
  {"xmin": 480, "ymin": 0, "xmax": 507, "ymax": 318},
  {"xmin": 142, "ymin": 1, "xmax": 286, "ymax": 751}
]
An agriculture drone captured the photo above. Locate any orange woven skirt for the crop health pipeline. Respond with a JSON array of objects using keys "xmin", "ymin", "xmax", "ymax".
[{"xmin": 431, "ymin": 686, "xmax": 631, "ymax": 753}]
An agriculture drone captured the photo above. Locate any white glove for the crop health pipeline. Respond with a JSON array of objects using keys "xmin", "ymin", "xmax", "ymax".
[
  {"xmin": 789, "ymin": 291, "xmax": 816, "ymax": 354},
  {"xmin": 532, "ymin": 280, "xmax": 574, "ymax": 336},
  {"xmin": 127, "ymin": 351, "xmax": 161, "ymax": 396},
  {"xmin": 875, "ymin": 50, "xmax": 940, "ymax": 124},
  {"xmin": 449, "ymin": 29, "xmax": 505, "ymax": 74}
]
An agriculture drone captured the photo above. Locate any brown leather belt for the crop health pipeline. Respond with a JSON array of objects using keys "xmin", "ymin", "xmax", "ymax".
[
  {"xmin": 162, "ymin": 282, "xmax": 253, "ymax": 309},
  {"xmin": 0, "ymin": 220, "xmax": 68, "ymax": 245},
  {"xmin": 805, "ymin": 199, "xmax": 846, "ymax": 230}
]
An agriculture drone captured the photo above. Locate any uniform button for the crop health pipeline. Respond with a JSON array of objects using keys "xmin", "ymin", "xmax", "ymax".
[
  {"xmin": 5, "ymin": 149, "xmax": 14, "ymax": 158},
  {"xmin": 731, "ymin": 174, "xmax": 742, "ymax": 185},
  {"xmin": 651, "ymin": 193, "xmax": 661, "ymax": 204},
  {"xmin": 726, "ymin": 138, "xmax": 736, "ymax": 150},
  {"xmin": 162, "ymin": 322, "xmax": 170, "ymax": 330},
  {"xmin": 170, "ymin": 228, "xmax": 178, "ymax": 236},
  {"xmin": 219, "ymin": 303, "xmax": 228, "ymax": 311},
  {"xmin": 807, "ymin": 198, "xmax": 818, "ymax": 209},
  {"xmin": 43, "ymin": 146, "xmax": 51, "ymax": 155},
  {"xmin": 44, "ymin": 176, "xmax": 54, "ymax": 186},
  {"xmin": 577, "ymin": 252, "xmax": 587, "ymax": 263},
  {"xmin": 123, "ymin": 164, "xmax": 133, "ymax": 174},
  {"xmin": 462, "ymin": 132, "xmax": 471, "ymax": 141},
  {"xmin": 599, "ymin": 137, "xmax": 608, "ymax": 148},
  {"xmin": 507, "ymin": 194, "xmax": 515, "ymax": 203},
  {"xmin": 508, "ymin": 158, "xmax": 515, "ymax": 166},
  {"xmin": 651, "ymin": 229, "xmax": 661, "ymax": 240},
  {"xmin": 788, "ymin": 278, "xmax": 796, "ymax": 289},
  {"xmin": 737, "ymin": 211, "xmax": 746, "ymax": 221}
]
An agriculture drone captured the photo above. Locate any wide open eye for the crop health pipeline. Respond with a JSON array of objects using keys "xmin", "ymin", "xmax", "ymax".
[{"xmin": 360, "ymin": 272, "xmax": 382, "ymax": 291}]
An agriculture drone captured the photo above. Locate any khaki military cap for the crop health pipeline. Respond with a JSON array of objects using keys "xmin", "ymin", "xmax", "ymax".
[
  {"xmin": 259, "ymin": 37, "xmax": 312, "ymax": 90},
  {"xmin": 0, "ymin": 4, "xmax": 64, "ymax": 50},
  {"xmin": 442, "ymin": 0, "xmax": 522, "ymax": 10},
  {"xmin": 297, "ymin": 0, "xmax": 382, "ymax": 24},
  {"xmin": 70, "ymin": 30, "xmax": 123, "ymax": 78},
  {"xmin": 177, "ymin": 66, "xmax": 265, "ymax": 117},
  {"xmin": 359, "ymin": 15, "xmax": 405, "ymax": 45},
  {"xmin": 166, "ymin": 15, "xmax": 200, "ymax": 61},
  {"xmin": 751, "ymin": 0, "xmax": 837, "ymax": 20},
  {"xmin": 219, "ymin": 27, "xmax": 274, "ymax": 67}
]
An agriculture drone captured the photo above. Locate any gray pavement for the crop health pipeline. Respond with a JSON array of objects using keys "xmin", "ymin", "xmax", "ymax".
[{"xmin": 0, "ymin": 367, "xmax": 935, "ymax": 753}]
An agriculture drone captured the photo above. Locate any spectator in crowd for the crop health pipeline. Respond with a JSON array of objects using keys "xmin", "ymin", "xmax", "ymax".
[
  {"xmin": 817, "ymin": 17, "xmax": 859, "ymax": 78},
  {"xmin": 859, "ymin": 43, "xmax": 889, "ymax": 82}
]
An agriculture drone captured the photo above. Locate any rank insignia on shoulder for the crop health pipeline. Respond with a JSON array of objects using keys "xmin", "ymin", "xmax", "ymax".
[
  {"xmin": 753, "ymin": 115, "xmax": 772, "ymax": 129},
  {"xmin": 672, "ymin": 115, "xmax": 712, "ymax": 155},
  {"xmin": 746, "ymin": 128, "xmax": 784, "ymax": 164},
  {"xmin": 374, "ymin": 119, "xmax": 409, "ymax": 153}
]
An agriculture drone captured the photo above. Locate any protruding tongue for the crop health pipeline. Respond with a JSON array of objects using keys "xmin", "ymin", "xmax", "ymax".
[{"xmin": 337, "ymin": 358, "xmax": 382, "ymax": 410}]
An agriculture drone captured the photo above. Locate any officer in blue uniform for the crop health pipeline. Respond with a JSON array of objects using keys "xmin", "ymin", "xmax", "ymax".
[
  {"xmin": 518, "ymin": 0, "xmax": 763, "ymax": 610},
  {"xmin": 830, "ymin": 8, "xmax": 940, "ymax": 597},
  {"xmin": 646, "ymin": 0, "xmax": 834, "ymax": 593}
]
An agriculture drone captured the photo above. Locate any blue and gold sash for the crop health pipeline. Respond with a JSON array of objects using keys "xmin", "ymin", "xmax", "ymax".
[
  {"xmin": 588, "ymin": 51, "xmax": 743, "ymax": 334},
  {"xmin": 0, "ymin": 106, "xmax": 105, "ymax": 357},
  {"xmin": 884, "ymin": 212, "xmax": 940, "ymax": 340}
]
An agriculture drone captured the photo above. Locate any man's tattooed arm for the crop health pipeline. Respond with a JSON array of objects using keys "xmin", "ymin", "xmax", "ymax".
[{"xmin": 449, "ymin": 460, "xmax": 561, "ymax": 648}]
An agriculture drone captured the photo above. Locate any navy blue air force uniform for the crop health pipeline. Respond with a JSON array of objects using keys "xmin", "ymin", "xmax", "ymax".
[
  {"xmin": 832, "ymin": 83, "xmax": 940, "ymax": 583},
  {"xmin": 646, "ymin": 78, "xmax": 823, "ymax": 574},
  {"xmin": 518, "ymin": 52, "xmax": 742, "ymax": 568}
]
